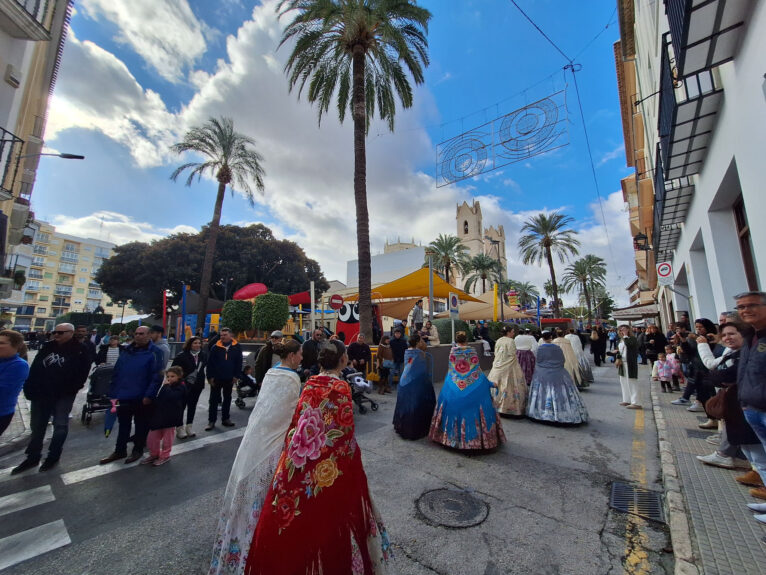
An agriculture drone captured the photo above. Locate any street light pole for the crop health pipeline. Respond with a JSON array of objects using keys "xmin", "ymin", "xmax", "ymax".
[
  {"xmin": 425, "ymin": 249, "xmax": 435, "ymax": 321},
  {"xmin": 485, "ymin": 237, "xmax": 504, "ymax": 321}
]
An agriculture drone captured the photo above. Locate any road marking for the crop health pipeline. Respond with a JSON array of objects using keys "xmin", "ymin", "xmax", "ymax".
[
  {"xmin": 624, "ymin": 408, "xmax": 651, "ymax": 574},
  {"xmin": 60, "ymin": 427, "xmax": 246, "ymax": 486},
  {"xmin": 0, "ymin": 485, "xmax": 55, "ymax": 518},
  {"xmin": 0, "ymin": 519, "xmax": 71, "ymax": 570}
]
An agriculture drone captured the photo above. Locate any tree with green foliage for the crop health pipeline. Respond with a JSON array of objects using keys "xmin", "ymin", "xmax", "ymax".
[
  {"xmin": 424, "ymin": 234, "xmax": 468, "ymax": 285},
  {"xmin": 252, "ymin": 293, "xmax": 290, "ymax": 333},
  {"xmin": 171, "ymin": 116, "xmax": 266, "ymax": 333},
  {"xmin": 277, "ymin": 0, "xmax": 431, "ymax": 342},
  {"xmin": 518, "ymin": 212, "xmax": 580, "ymax": 317},
  {"xmin": 221, "ymin": 300, "xmax": 253, "ymax": 334},
  {"xmin": 462, "ymin": 253, "xmax": 502, "ymax": 294},
  {"xmin": 561, "ymin": 255, "xmax": 606, "ymax": 322},
  {"xmin": 506, "ymin": 280, "xmax": 539, "ymax": 308},
  {"xmin": 433, "ymin": 318, "xmax": 472, "ymax": 344}
]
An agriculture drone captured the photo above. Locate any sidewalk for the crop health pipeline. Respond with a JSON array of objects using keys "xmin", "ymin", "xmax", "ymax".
[{"xmin": 651, "ymin": 376, "xmax": 766, "ymax": 574}]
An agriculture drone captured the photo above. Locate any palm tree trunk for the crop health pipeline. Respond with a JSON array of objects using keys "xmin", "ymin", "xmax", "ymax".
[
  {"xmin": 197, "ymin": 181, "xmax": 226, "ymax": 332},
  {"xmin": 582, "ymin": 279, "xmax": 592, "ymax": 322},
  {"xmin": 352, "ymin": 48, "xmax": 372, "ymax": 341},
  {"xmin": 445, "ymin": 261, "xmax": 450, "ymax": 285},
  {"xmin": 545, "ymin": 246, "xmax": 561, "ymax": 316}
]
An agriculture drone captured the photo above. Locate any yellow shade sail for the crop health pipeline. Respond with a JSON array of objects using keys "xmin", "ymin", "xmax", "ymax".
[
  {"xmin": 434, "ymin": 291, "xmax": 536, "ymax": 321},
  {"xmin": 345, "ymin": 268, "xmax": 482, "ymax": 303}
]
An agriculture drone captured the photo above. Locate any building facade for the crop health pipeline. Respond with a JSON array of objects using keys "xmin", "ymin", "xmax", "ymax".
[
  {"xmin": 614, "ymin": 0, "xmax": 764, "ymax": 326},
  {"xmin": 0, "ymin": 221, "xmax": 127, "ymax": 331},
  {"xmin": 1, "ymin": 0, "xmax": 73, "ymax": 299}
]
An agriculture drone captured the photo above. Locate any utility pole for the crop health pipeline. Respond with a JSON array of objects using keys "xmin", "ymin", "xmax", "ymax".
[{"xmin": 485, "ymin": 236, "xmax": 504, "ymax": 321}]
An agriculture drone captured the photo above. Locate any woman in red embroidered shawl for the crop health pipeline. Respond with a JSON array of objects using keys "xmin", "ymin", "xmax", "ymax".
[{"xmin": 245, "ymin": 339, "xmax": 390, "ymax": 575}]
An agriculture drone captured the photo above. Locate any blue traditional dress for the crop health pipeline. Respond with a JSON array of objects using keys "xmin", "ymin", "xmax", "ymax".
[
  {"xmin": 526, "ymin": 343, "xmax": 589, "ymax": 425},
  {"xmin": 428, "ymin": 346, "xmax": 506, "ymax": 450},
  {"xmin": 393, "ymin": 349, "xmax": 436, "ymax": 440}
]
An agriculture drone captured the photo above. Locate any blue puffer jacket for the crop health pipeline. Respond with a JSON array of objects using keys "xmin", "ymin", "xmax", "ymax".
[
  {"xmin": 110, "ymin": 342, "xmax": 164, "ymax": 400},
  {"xmin": 737, "ymin": 329, "xmax": 766, "ymax": 410}
]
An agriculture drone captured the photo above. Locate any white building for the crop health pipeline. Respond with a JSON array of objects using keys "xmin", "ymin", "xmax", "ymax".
[{"xmin": 616, "ymin": 0, "xmax": 764, "ymax": 326}]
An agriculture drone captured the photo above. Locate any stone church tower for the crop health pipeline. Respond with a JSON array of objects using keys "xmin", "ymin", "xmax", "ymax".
[{"xmin": 454, "ymin": 200, "xmax": 508, "ymax": 294}]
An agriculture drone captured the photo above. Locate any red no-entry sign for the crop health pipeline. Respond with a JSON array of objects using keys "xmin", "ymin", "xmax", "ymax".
[{"xmin": 329, "ymin": 294, "xmax": 344, "ymax": 310}]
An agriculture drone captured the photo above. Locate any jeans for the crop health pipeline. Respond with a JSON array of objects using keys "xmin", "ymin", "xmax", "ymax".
[
  {"xmin": 744, "ymin": 408, "xmax": 766, "ymax": 450},
  {"xmin": 389, "ymin": 362, "xmax": 404, "ymax": 387},
  {"xmin": 115, "ymin": 398, "xmax": 149, "ymax": 455},
  {"xmin": 741, "ymin": 443, "xmax": 766, "ymax": 484},
  {"xmin": 208, "ymin": 378, "xmax": 233, "ymax": 423},
  {"xmin": 185, "ymin": 382, "xmax": 204, "ymax": 425},
  {"xmin": 26, "ymin": 394, "xmax": 77, "ymax": 462}
]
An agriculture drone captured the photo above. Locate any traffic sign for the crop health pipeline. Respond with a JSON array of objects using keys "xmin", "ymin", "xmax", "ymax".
[
  {"xmin": 449, "ymin": 292, "xmax": 459, "ymax": 317},
  {"xmin": 329, "ymin": 294, "xmax": 344, "ymax": 310},
  {"xmin": 656, "ymin": 261, "xmax": 673, "ymax": 286}
]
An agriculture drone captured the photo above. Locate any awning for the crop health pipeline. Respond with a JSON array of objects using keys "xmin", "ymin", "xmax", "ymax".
[
  {"xmin": 433, "ymin": 291, "xmax": 535, "ymax": 322},
  {"xmin": 378, "ymin": 298, "xmax": 421, "ymax": 321},
  {"xmin": 612, "ymin": 302, "xmax": 660, "ymax": 321},
  {"xmin": 288, "ymin": 291, "xmax": 311, "ymax": 306},
  {"xmin": 345, "ymin": 268, "xmax": 481, "ymax": 303}
]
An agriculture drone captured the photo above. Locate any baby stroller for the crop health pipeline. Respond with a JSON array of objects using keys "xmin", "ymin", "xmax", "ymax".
[
  {"xmin": 234, "ymin": 374, "xmax": 259, "ymax": 409},
  {"xmin": 343, "ymin": 368, "xmax": 378, "ymax": 414},
  {"xmin": 80, "ymin": 365, "xmax": 114, "ymax": 425}
]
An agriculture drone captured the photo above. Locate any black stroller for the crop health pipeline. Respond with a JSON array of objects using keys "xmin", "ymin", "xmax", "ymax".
[
  {"xmin": 343, "ymin": 368, "xmax": 378, "ymax": 414},
  {"xmin": 234, "ymin": 373, "xmax": 259, "ymax": 409},
  {"xmin": 80, "ymin": 365, "xmax": 114, "ymax": 425}
]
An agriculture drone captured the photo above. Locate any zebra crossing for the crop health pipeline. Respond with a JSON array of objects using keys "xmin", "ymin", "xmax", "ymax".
[{"xmin": 0, "ymin": 484, "xmax": 71, "ymax": 571}]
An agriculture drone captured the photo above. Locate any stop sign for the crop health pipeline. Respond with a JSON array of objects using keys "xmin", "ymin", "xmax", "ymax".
[{"xmin": 329, "ymin": 294, "xmax": 344, "ymax": 310}]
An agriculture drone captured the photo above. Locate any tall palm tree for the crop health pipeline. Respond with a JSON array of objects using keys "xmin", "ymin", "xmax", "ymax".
[
  {"xmin": 277, "ymin": 0, "xmax": 431, "ymax": 340},
  {"xmin": 518, "ymin": 212, "xmax": 580, "ymax": 317},
  {"xmin": 582, "ymin": 254, "xmax": 607, "ymax": 316},
  {"xmin": 463, "ymin": 253, "xmax": 501, "ymax": 294},
  {"xmin": 561, "ymin": 256, "xmax": 606, "ymax": 322},
  {"xmin": 507, "ymin": 280, "xmax": 539, "ymax": 308},
  {"xmin": 425, "ymin": 234, "xmax": 468, "ymax": 285},
  {"xmin": 171, "ymin": 117, "xmax": 265, "ymax": 330}
]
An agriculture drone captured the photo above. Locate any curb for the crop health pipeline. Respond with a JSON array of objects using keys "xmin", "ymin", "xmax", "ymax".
[{"xmin": 650, "ymin": 385, "xmax": 700, "ymax": 575}]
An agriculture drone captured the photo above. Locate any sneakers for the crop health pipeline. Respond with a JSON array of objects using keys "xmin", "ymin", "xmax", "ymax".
[
  {"xmin": 185, "ymin": 424, "xmax": 196, "ymax": 438},
  {"xmin": 153, "ymin": 457, "xmax": 170, "ymax": 466},
  {"xmin": 705, "ymin": 434, "xmax": 721, "ymax": 445},
  {"xmin": 687, "ymin": 402, "xmax": 705, "ymax": 412},
  {"xmin": 221, "ymin": 420, "xmax": 235, "ymax": 427},
  {"xmin": 698, "ymin": 419, "xmax": 718, "ymax": 429},
  {"xmin": 11, "ymin": 458, "xmax": 40, "ymax": 475},
  {"xmin": 626, "ymin": 404, "xmax": 643, "ymax": 410},
  {"xmin": 38, "ymin": 459, "xmax": 58, "ymax": 472},
  {"xmin": 100, "ymin": 452, "xmax": 127, "ymax": 465},
  {"xmin": 747, "ymin": 502, "xmax": 766, "ymax": 512},
  {"xmin": 737, "ymin": 470, "xmax": 765, "ymax": 487},
  {"xmin": 671, "ymin": 397, "xmax": 690, "ymax": 405},
  {"xmin": 696, "ymin": 452, "xmax": 735, "ymax": 469},
  {"xmin": 140, "ymin": 455, "xmax": 159, "ymax": 465},
  {"xmin": 205, "ymin": 422, "xmax": 215, "ymax": 431},
  {"xmin": 750, "ymin": 487, "xmax": 766, "ymax": 500},
  {"xmin": 175, "ymin": 426, "xmax": 188, "ymax": 440},
  {"xmin": 754, "ymin": 514, "xmax": 766, "ymax": 524}
]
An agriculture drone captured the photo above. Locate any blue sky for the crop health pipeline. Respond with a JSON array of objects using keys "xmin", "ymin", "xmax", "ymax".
[{"xmin": 34, "ymin": 0, "xmax": 635, "ymax": 302}]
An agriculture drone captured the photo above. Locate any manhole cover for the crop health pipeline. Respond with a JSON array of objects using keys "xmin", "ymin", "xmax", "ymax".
[
  {"xmin": 416, "ymin": 488, "xmax": 489, "ymax": 528},
  {"xmin": 609, "ymin": 482, "xmax": 666, "ymax": 524}
]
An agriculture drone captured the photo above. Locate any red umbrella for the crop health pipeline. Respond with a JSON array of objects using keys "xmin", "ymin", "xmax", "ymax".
[{"xmin": 232, "ymin": 283, "xmax": 268, "ymax": 300}]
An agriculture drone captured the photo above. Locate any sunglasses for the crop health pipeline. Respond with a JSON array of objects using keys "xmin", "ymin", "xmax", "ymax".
[{"xmin": 52, "ymin": 330, "xmax": 73, "ymax": 335}]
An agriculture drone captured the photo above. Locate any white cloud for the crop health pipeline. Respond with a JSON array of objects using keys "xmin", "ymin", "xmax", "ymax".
[
  {"xmin": 51, "ymin": 211, "xmax": 197, "ymax": 245},
  {"xmin": 597, "ymin": 143, "xmax": 625, "ymax": 166},
  {"xmin": 80, "ymin": 0, "xmax": 207, "ymax": 83}
]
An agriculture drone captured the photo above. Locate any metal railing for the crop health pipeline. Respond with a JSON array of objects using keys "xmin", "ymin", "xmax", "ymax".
[
  {"xmin": 664, "ymin": 0, "xmax": 688, "ymax": 76},
  {"xmin": 657, "ymin": 36, "xmax": 676, "ymax": 177},
  {"xmin": 13, "ymin": 0, "xmax": 50, "ymax": 28},
  {"xmin": 0, "ymin": 127, "xmax": 24, "ymax": 195}
]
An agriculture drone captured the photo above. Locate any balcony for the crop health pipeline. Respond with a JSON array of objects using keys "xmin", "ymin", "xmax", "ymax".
[
  {"xmin": 59, "ymin": 253, "xmax": 78, "ymax": 264},
  {"xmin": 664, "ymin": 0, "xmax": 752, "ymax": 77},
  {"xmin": 53, "ymin": 286, "xmax": 72, "ymax": 296},
  {"xmin": 658, "ymin": 35, "xmax": 723, "ymax": 181},
  {"xmin": 15, "ymin": 305, "xmax": 35, "ymax": 317},
  {"xmin": 0, "ymin": 127, "xmax": 24, "ymax": 199},
  {"xmin": 652, "ymin": 147, "xmax": 694, "ymax": 263},
  {"xmin": 58, "ymin": 263, "xmax": 75, "ymax": 274},
  {"xmin": 0, "ymin": 0, "xmax": 51, "ymax": 41}
]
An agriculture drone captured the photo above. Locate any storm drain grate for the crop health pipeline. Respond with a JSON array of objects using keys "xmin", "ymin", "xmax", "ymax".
[
  {"xmin": 609, "ymin": 482, "xmax": 666, "ymax": 524},
  {"xmin": 416, "ymin": 488, "xmax": 489, "ymax": 528}
]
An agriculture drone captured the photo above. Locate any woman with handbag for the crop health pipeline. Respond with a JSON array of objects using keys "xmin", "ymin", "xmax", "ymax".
[
  {"xmin": 695, "ymin": 322, "xmax": 766, "ymax": 495},
  {"xmin": 171, "ymin": 337, "xmax": 207, "ymax": 439}
]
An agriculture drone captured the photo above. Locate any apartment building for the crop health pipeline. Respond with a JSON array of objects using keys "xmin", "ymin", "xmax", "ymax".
[
  {"xmin": 2, "ymin": 221, "xmax": 123, "ymax": 331},
  {"xmin": 1, "ymin": 0, "xmax": 74, "ymax": 298},
  {"xmin": 614, "ymin": 0, "xmax": 764, "ymax": 326}
]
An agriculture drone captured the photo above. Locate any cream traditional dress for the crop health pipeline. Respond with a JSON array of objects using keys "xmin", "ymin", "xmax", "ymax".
[
  {"xmin": 209, "ymin": 366, "xmax": 300, "ymax": 575},
  {"xmin": 553, "ymin": 336, "xmax": 584, "ymax": 389},
  {"xmin": 488, "ymin": 336, "xmax": 528, "ymax": 416},
  {"xmin": 565, "ymin": 333, "xmax": 594, "ymax": 385}
]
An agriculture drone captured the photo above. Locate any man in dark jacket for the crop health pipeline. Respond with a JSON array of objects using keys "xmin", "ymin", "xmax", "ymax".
[
  {"xmin": 100, "ymin": 326, "xmax": 164, "ymax": 464},
  {"xmin": 75, "ymin": 324, "xmax": 97, "ymax": 365},
  {"xmin": 390, "ymin": 329, "xmax": 408, "ymax": 383},
  {"xmin": 736, "ymin": 292, "xmax": 766, "ymax": 508},
  {"xmin": 254, "ymin": 331, "xmax": 283, "ymax": 385},
  {"xmin": 12, "ymin": 323, "xmax": 91, "ymax": 474},
  {"xmin": 300, "ymin": 328, "xmax": 324, "ymax": 379},
  {"xmin": 347, "ymin": 333, "xmax": 372, "ymax": 373},
  {"xmin": 205, "ymin": 327, "xmax": 243, "ymax": 430}
]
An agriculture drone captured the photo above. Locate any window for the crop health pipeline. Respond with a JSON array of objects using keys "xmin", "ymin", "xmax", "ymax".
[
  {"xmin": 42, "ymin": 285, "xmax": 51, "ymax": 291},
  {"xmin": 76, "ymin": 288, "xmax": 85, "ymax": 294},
  {"xmin": 78, "ymin": 278, "xmax": 86, "ymax": 283},
  {"xmin": 23, "ymin": 293, "xmax": 36, "ymax": 302},
  {"xmin": 47, "ymin": 250, "xmax": 57, "ymax": 256},
  {"xmin": 80, "ymin": 267, "xmax": 88, "ymax": 272},
  {"xmin": 463, "ymin": 221, "xmax": 469, "ymax": 234},
  {"xmin": 107, "ymin": 302, "xmax": 113, "ymax": 307},
  {"xmin": 43, "ymin": 272, "xmax": 53, "ymax": 279},
  {"xmin": 83, "ymin": 246, "xmax": 92, "ymax": 251},
  {"xmin": 36, "ymin": 232, "xmax": 50, "ymax": 243},
  {"xmin": 74, "ymin": 300, "xmax": 83, "ymax": 305},
  {"xmin": 80, "ymin": 257, "xmax": 90, "ymax": 262},
  {"xmin": 733, "ymin": 196, "xmax": 760, "ymax": 291},
  {"xmin": 88, "ymin": 289, "xmax": 102, "ymax": 298},
  {"xmin": 26, "ymin": 281, "xmax": 41, "ymax": 291},
  {"xmin": 39, "ymin": 295, "xmax": 48, "ymax": 301},
  {"xmin": 32, "ymin": 257, "xmax": 45, "ymax": 266},
  {"xmin": 36, "ymin": 307, "xmax": 46, "ymax": 315},
  {"xmin": 33, "ymin": 245, "xmax": 47, "ymax": 255}
]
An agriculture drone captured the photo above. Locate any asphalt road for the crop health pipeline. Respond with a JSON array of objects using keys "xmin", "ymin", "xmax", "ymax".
[{"xmin": 0, "ymin": 362, "xmax": 672, "ymax": 574}]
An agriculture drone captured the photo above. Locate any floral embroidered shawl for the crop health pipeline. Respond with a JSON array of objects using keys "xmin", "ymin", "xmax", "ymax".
[{"xmin": 245, "ymin": 375, "xmax": 389, "ymax": 575}]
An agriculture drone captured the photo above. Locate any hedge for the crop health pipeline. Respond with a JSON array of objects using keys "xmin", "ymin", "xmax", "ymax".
[
  {"xmin": 252, "ymin": 292, "xmax": 290, "ymax": 333},
  {"xmin": 221, "ymin": 300, "xmax": 253, "ymax": 333},
  {"xmin": 432, "ymin": 318, "xmax": 473, "ymax": 344}
]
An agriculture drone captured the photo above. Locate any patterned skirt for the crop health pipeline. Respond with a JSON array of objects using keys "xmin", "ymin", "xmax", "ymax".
[
  {"xmin": 517, "ymin": 350, "xmax": 536, "ymax": 385},
  {"xmin": 526, "ymin": 368, "xmax": 589, "ymax": 425}
]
